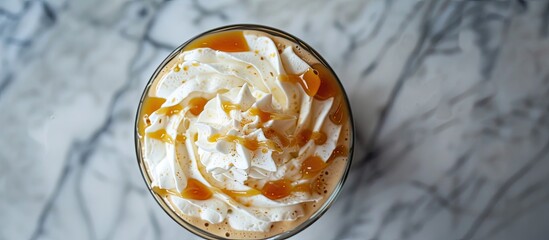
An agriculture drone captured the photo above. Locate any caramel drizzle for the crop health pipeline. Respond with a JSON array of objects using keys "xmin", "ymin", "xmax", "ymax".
[
  {"xmin": 222, "ymin": 101, "xmax": 293, "ymax": 123},
  {"xmin": 280, "ymin": 68, "xmax": 321, "ymax": 97},
  {"xmin": 189, "ymin": 97, "xmax": 208, "ymax": 116},
  {"xmin": 147, "ymin": 129, "xmax": 174, "ymax": 144},
  {"xmin": 207, "ymin": 133, "xmax": 281, "ymax": 152},
  {"xmin": 296, "ymin": 129, "xmax": 327, "ymax": 147},
  {"xmin": 184, "ymin": 30, "xmax": 249, "ymax": 52},
  {"xmin": 138, "ymin": 97, "xmax": 166, "ymax": 138},
  {"xmin": 153, "ymin": 178, "xmax": 212, "ymax": 200},
  {"xmin": 221, "ymin": 188, "xmax": 261, "ymax": 199},
  {"xmin": 146, "ymin": 130, "xmax": 187, "ymax": 144}
]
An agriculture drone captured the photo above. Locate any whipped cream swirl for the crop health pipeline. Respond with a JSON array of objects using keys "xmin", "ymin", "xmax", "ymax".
[{"xmin": 143, "ymin": 32, "xmax": 342, "ymax": 232}]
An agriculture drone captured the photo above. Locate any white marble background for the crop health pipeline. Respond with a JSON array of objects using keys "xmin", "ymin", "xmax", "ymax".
[{"xmin": 1, "ymin": 0, "xmax": 549, "ymax": 239}]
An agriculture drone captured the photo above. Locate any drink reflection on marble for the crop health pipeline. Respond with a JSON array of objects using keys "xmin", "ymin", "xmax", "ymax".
[{"xmin": 135, "ymin": 25, "xmax": 354, "ymax": 239}]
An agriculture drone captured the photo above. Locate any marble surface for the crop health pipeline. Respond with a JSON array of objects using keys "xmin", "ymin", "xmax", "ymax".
[{"xmin": 1, "ymin": 0, "xmax": 549, "ymax": 239}]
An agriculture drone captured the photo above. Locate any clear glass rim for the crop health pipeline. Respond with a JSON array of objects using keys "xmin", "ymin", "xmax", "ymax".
[{"xmin": 134, "ymin": 24, "xmax": 356, "ymax": 240}]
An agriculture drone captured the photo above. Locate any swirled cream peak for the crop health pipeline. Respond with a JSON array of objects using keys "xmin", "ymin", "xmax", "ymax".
[{"xmin": 142, "ymin": 31, "xmax": 343, "ymax": 232}]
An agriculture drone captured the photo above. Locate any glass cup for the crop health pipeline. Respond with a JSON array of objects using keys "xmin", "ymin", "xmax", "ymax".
[{"xmin": 135, "ymin": 24, "xmax": 355, "ymax": 240}]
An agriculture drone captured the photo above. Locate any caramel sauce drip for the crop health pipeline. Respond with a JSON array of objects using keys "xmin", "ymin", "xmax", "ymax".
[
  {"xmin": 295, "ymin": 145, "xmax": 348, "ymax": 191},
  {"xmin": 263, "ymin": 128, "xmax": 290, "ymax": 147},
  {"xmin": 189, "ymin": 97, "xmax": 208, "ymax": 116},
  {"xmin": 312, "ymin": 131, "xmax": 327, "ymax": 145},
  {"xmin": 221, "ymin": 188, "xmax": 261, "ymax": 199},
  {"xmin": 225, "ymin": 135, "xmax": 259, "ymax": 151},
  {"xmin": 261, "ymin": 179, "xmax": 293, "ymax": 200},
  {"xmin": 281, "ymin": 68, "xmax": 321, "ymax": 97},
  {"xmin": 312, "ymin": 63, "xmax": 337, "ymax": 100},
  {"xmin": 300, "ymin": 68, "xmax": 321, "ymax": 96},
  {"xmin": 176, "ymin": 134, "xmax": 187, "ymax": 143},
  {"xmin": 296, "ymin": 129, "xmax": 312, "ymax": 147},
  {"xmin": 329, "ymin": 99, "xmax": 346, "ymax": 125},
  {"xmin": 185, "ymin": 30, "xmax": 249, "ymax": 52},
  {"xmin": 261, "ymin": 176, "xmax": 327, "ymax": 200},
  {"xmin": 249, "ymin": 108, "xmax": 294, "ymax": 123},
  {"xmin": 156, "ymin": 104, "xmax": 183, "ymax": 116},
  {"xmin": 182, "ymin": 178, "xmax": 213, "ymax": 200},
  {"xmin": 222, "ymin": 102, "xmax": 290, "ymax": 123},
  {"xmin": 138, "ymin": 97, "xmax": 166, "ymax": 137},
  {"xmin": 221, "ymin": 101, "xmax": 242, "ymax": 114},
  {"xmin": 208, "ymin": 133, "xmax": 222, "ymax": 142},
  {"xmin": 152, "ymin": 178, "xmax": 212, "ymax": 200},
  {"xmin": 296, "ymin": 129, "xmax": 327, "ymax": 147},
  {"xmin": 328, "ymin": 145, "xmax": 348, "ymax": 162},
  {"xmin": 142, "ymin": 97, "xmax": 167, "ymax": 115},
  {"xmin": 249, "ymin": 107, "xmax": 271, "ymax": 122},
  {"xmin": 152, "ymin": 187, "xmax": 172, "ymax": 197},
  {"xmin": 300, "ymin": 156, "xmax": 327, "ymax": 179},
  {"xmin": 146, "ymin": 129, "xmax": 174, "ymax": 144}
]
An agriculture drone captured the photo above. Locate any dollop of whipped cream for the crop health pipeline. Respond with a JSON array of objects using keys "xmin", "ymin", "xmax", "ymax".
[{"xmin": 143, "ymin": 32, "xmax": 342, "ymax": 232}]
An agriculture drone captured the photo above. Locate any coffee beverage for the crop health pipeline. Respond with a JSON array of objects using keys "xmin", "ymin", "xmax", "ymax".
[{"xmin": 136, "ymin": 25, "xmax": 352, "ymax": 239}]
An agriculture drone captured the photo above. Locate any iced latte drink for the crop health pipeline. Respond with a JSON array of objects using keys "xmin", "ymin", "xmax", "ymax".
[{"xmin": 136, "ymin": 25, "xmax": 353, "ymax": 239}]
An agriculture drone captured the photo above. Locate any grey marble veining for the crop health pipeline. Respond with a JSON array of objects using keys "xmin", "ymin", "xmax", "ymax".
[{"xmin": 1, "ymin": 0, "xmax": 548, "ymax": 240}]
